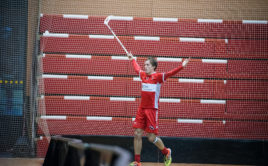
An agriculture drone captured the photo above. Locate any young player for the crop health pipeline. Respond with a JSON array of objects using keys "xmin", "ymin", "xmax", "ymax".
[{"xmin": 127, "ymin": 53, "xmax": 190, "ymax": 166}]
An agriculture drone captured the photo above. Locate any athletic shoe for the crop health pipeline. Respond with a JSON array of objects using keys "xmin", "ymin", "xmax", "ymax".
[
  {"xmin": 164, "ymin": 148, "xmax": 172, "ymax": 166},
  {"xmin": 129, "ymin": 161, "xmax": 141, "ymax": 166}
]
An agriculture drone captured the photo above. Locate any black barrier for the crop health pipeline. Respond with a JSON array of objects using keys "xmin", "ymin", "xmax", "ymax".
[
  {"xmin": 84, "ymin": 144, "xmax": 131, "ymax": 166},
  {"xmin": 66, "ymin": 135, "xmax": 268, "ymax": 165},
  {"xmin": 43, "ymin": 136, "xmax": 131, "ymax": 166},
  {"xmin": 43, "ymin": 136, "xmax": 82, "ymax": 166},
  {"xmin": 63, "ymin": 142, "xmax": 86, "ymax": 166}
]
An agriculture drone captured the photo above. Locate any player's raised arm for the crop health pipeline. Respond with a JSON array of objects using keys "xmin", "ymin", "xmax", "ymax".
[
  {"xmin": 164, "ymin": 58, "xmax": 191, "ymax": 80},
  {"xmin": 127, "ymin": 52, "xmax": 141, "ymax": 74}
]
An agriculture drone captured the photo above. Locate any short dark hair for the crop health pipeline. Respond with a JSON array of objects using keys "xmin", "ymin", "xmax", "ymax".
[{"xmin": 147, "ymin": 57, "xmax": 158, "ymax": 70}]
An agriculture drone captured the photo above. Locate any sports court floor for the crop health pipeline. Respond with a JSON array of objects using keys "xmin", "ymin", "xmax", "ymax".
[{"xmin": 0, "ymin": 158, "xmax": 251, "ymax": 166}]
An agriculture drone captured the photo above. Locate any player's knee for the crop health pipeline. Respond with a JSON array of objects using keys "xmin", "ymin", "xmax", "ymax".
[
  {"xmin": 147, "ymin": 134, "xmax": 156, "ymax": 143},
  {"xmin": 134, "ymin": 129, "xmax": 143, "ymax": 138}
]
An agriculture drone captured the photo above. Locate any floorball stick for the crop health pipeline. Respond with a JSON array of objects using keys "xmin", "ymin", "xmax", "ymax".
[{"xmin": 104, "ymin": 15, "xmax": 129, "ymax": 55}]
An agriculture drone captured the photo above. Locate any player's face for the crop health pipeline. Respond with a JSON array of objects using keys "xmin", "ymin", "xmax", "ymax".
[{"xmin": 144, "ymin": 60, "xmax": 155, "ymax": 75}]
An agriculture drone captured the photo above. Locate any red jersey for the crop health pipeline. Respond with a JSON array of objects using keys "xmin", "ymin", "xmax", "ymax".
[{"xmin": 132, "ymin": 59, "xmax": 183, "ymax": 109}]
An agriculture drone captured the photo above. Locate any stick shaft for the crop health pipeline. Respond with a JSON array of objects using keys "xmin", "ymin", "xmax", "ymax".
[{"xmin": 105, "ymin": 18, "xmax": 129, "ymax": 54}]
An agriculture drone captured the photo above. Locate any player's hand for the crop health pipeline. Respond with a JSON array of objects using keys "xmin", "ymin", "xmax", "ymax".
[
  {"xmin": 182, "ymin": 57, "xmax": 191, "ymax": 67},
  {"xmin": 127, "ymin": 52, "xmax": 134, "ymax": 60}
]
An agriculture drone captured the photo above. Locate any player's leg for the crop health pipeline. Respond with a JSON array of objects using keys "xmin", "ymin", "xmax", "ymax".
[
  {"xmin": 145, "ymin": 109, "xmax": 172, "ymax": 166},
  {"xmin": 147, "ymin": 133, "xmax": 172, "ymax": 166},
  {"xmin": 133, "ymin": 128, "xmax": 143, "ymax": 163},
  {"xmin": 130, "ymin": 108, "xmax": 146, "ymax": 166},
  {"xmin": 129, "ymin": 128, "xmax": 143, "ymax": 166},
  {"xmin": 147, "ymin": 133, "xmax": 164, "ymax": 149}
]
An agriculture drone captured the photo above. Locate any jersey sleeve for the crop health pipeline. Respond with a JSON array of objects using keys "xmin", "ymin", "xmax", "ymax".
[
  {"xmin": 163, "ymin": 65, "xmax": 183, "ymax": 81},
  {"xmin": 132, "ymin": 59, "xmax": 142, "ymax": 74},
  {"xmin": 156, "ymin": 73, "xmax": 165, "ymax": 83}
]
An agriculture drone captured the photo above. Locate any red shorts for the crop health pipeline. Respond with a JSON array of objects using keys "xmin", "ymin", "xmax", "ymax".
[{"xmin": 133, "ymin": 107, "xmax": 159, "ymax": 134}]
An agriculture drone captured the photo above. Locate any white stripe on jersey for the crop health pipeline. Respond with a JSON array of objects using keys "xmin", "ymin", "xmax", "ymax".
[
  {"xmin": 162, "ymin": 73, "xmax": 165, "ymax": 82},
  {"xmin": 154, "ymin": 83, "xmax": 161, "ymax": 109}
]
